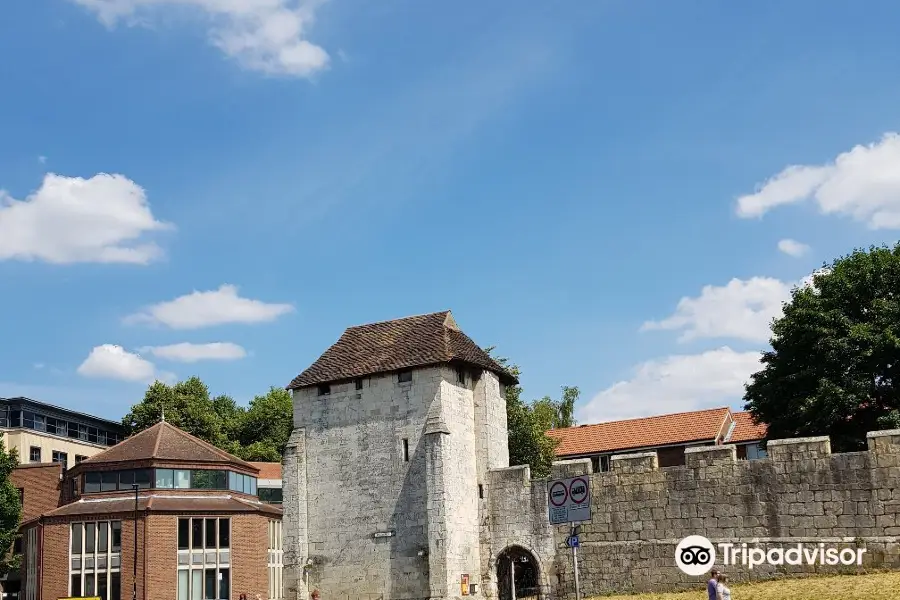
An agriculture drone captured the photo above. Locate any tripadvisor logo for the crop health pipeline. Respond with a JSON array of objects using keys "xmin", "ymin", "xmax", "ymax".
[
  {"xmin": 675, "ymin": 536, "xmax": 716, "ymax": 576},
  {"xmin": 675, "ymin": 536, "xmax": 867, "ymax": 575}
]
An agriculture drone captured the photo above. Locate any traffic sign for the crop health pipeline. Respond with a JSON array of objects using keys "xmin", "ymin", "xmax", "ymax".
[
  {"xmin": 566, "ymin": 535, "xmax": 580, "ymax": 548},
  {"xmin": 547, "ymin": 476, "xmax": 591, "ymax": 525}
]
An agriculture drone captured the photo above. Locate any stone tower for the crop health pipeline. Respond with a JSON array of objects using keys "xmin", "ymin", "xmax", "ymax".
[{"xmin": 282, "ymin": 311, "xmax": 516, "ymax": 600}]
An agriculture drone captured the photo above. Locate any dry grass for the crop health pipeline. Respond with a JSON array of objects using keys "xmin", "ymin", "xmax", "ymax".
[{"xmin": 589, "ymin": 571, "xmax": 900, "ymax": 600}]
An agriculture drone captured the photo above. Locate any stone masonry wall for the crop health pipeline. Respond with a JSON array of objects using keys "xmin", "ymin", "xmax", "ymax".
[
  {"xmin": 284, "ymin": 367, "xmax": 444, "ymax": 600},
  {"xmin": 483, "ymin": 429, "xmax": 900, "ymax": 598}
]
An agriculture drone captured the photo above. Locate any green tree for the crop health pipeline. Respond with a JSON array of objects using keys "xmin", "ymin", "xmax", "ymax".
[
  {"xmin": 0, "ymin": 441, "xmax": 22, "ymax": 578},
  {"xmin": 232, "ymin": 387, "xmax": 294, "ymax": 461},
  {"xmin": 124, "ymin": 378, "xmax": 293, "ymax": 462},
  {"xmin": 744, "ymin": 243, "xmax": 900, "ymax": 452},
  {"xmin": 122, "ymin": 377, "xmax": 230, "ymax": 448},
  {"xmin": 487, "ymin": 348, "xmax": 578, "ymax": 478}
]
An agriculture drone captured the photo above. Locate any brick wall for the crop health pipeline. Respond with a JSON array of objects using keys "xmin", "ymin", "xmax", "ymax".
[
  {"xmin": 483, "ymin": 429, "xmax": 900, "ymax": 598},
  {"xmin": 32, "ymin": 510, "xmax": 276, "ymax": 600},
  {"xmin": 11, "ymin": 464, "xmax": 62, "ymax": 523}
]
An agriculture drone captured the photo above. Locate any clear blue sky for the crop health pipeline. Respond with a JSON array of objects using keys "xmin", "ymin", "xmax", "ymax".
[{"xmin": 2, "ymin": 1, "xmax": 900, "ymax": 424}]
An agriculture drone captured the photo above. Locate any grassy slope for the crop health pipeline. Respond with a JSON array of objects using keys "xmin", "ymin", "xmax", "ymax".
[{"xmin": 590, "ymin": 572, "xmax": 900, "ymax": 600}]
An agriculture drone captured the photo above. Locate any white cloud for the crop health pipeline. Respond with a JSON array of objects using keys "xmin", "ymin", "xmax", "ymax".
[
  {"xmin": 125, "ymin": 284, "xmax": 294, "ymax": 329},
  {"xmin": 641, "ymin": 277, "xmax": 795, "ymax": 343},
  {"xmin": 72, "ymin": 0, "xmax": 330, "ymax": 77},
  {"xmin": 736, "ymin": 132, "xmax": 900, "ymax": 228},
  {"xmin": 578, "ymin": 347, "xmax": 762, "ymax": 424},
  {"xmin": 0, "ymin": 173, "xmax": 171, "ymax": 264},
  {"xmin": 38, "ymin": 156, "xmax": 47, "ymax": 164},
  {"xmin": 77, "ymin": 344, "xmax": 172, "ymax": 382},
  {"xmin": 141, "ymin": 342, "xmax": 247, "ymax": 362},
  {"xmin": 777, "ymin": 238, "xmax": 810, "ymax": 257}
]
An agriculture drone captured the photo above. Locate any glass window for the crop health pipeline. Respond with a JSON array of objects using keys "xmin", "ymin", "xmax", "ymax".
[
  {"xmin": 111, "ymin": 572, "xmax": 121, "ymax": 600},
  {"xmin": 112, "ymin": 522, "xmax": 122, "ymax": 552},
  {"xmin": 9, "ymin": 410, "xmax": 21, "ymax": 427},
  {"xmin": 192, "ymin": 569, "xmax": 202, "ymax": 600},
  {"xmin": 227, "ymin": 471, "xmax": 237, "ymax": 491},
  {"xmin": 156, "ymin": 468, "xmax": 174, "ymax": 489},
  {"xmin": 178, "ymin": 570, "xmax": 189, "ymax": 600},
  {"xmin": 259, "ymin": 487, "xmax": 283, "ymax": 503},
  {"xmin": 192, "ymin": 519, "xmax": 203, "ymax": 549},
  {"xmin": 175, "ymin": 470, "xmax": 191, "ymax": 489},
  {"xmin": 34, "ymin": 414, "xmax": 46, "ymax": 432},
  {"xmin": 70, "ymin": 574, "xmax": 82, "ymax": 597},
  {"xmin": 250, "ymin": 477, "xmax": 257, "ymax": 495},
  {"xmin": 88, "ymin": 427, "xmax": 99, "ymax": 443},
  {"xmin": 101, "ymin": 471, "xmax": 118, "ymax": 492},
  {"xmin": 191, "ymin": 470, "xmax": 226, "ymax": 490},
  {"xmin": 205, "ymin": 519, "xmax": 217, "ymax": 549},
  {"xmin": 97, "ymin": 572, "xmax": 107, "ymax": 599},
  {"xmin": 71, "ymin": 524, "xmax": 82, "ymax": 555},
  {"xmin": 205, "ymin": 568, "xmax": 216, "ymax": 599},
  {"xmin": 97, "ymin": 430, "xmax": 107, "ymax": 445},
  {"xmin": 22, "ymin": 412, "xmax": 34, "ymax": 429},
  {"xmin": 84, "ymin": 573, "xmax": 95, "ymax": 596},
  {"xmin": 68, "ymin": 422, "xmax": 79, "ymax": 439},
  {"xmin": 178, "ymin": 518, "xmax": 190, "ymax": 550},
  {"xmin": 0, "ymin": 407, "xmax": 7, "ymax": 427},
  {"xmin": 218, "ymin": 569, "xmax": 230, "ymax": 600},
  {"xmin": 85, "ymin": 472, "xmax": 101, "ymax": 493},
  {"xmin": 79, "ymin": 425, "xmax": 89, "ymax": 441},
  {"xmin": 85, "ymin": 523, "xmax": 96, "ymax": 554},
  {"xmin": 135, "ymin": 469, "xmax": 152, "ymax": 489},
  {"xmin": 398, "ymin": 370, "xmax": 412, "ymax": 383},
  {"xmin": 29, "ymin": 447, "xmax": 41, "ymax": 463},
  {"xmin": 218, "ymin": 519, "xmax": 230, "ymax": 549},
  {"xmin": 119, "ymin": 470, "xmax": 134, "ymax": 489},
  {"xmin": 45, "ymin": 417, "xmax": 58, "ymax": 435},
  {"xmin": 98, "ymin": 522, "xmax": 108, "ymax": 553}
]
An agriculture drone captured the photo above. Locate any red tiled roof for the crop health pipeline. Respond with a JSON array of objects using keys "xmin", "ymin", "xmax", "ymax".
[
  {"xmin": 287, "ymin": 311, "xmax": 517, "ymax": 389},
  {"xmin": 549, "ymin": 407, "xmax": 732, "ymax": 456},
  {"xmin": 250, "ymin": 462, "xmax": 281, "ymax": 480},
  {"xmin": 729, "ymin": 411, "xmax": 767, "ymax": 443},
  {"xmin": 75, "ymin": 421, "xmax": 256, "ymax": 471}
]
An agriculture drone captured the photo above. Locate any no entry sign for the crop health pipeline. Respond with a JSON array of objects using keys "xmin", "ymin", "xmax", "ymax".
[{"xmin": 548, "ymin": 476, "xmax": 592, "ymax": 525}]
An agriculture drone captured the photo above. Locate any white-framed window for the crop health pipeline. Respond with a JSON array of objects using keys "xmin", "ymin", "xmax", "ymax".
[
  {"xmin": 25, "ymin": 527, "xmax": 38, "ymax": 600},
  {"xmin": 268, "ymin": 520, "xmax": 284, "ymax": 600},
  {"xmin": 590, "ymin": 455, "xmax": 611, "ymax": 472},
  {"xmin": 745, "ymin": 443, "xmax": 768, "ymax": 460},
  {"xmin": 177, "ymin": 517, "xmax": 231, "ymax": 600},
  {"xmin": 69, "ymin": 520, "xmax": 122, "ymax": 600}
]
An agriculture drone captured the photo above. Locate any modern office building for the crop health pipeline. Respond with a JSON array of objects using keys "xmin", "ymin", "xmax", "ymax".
[
  {"xmin": 14, "ymin": 420, "xmax": 283, "ymax": 600},
  {"xmin": 0, "ymin": 397, "xmax": 125, "ymax": 470}
]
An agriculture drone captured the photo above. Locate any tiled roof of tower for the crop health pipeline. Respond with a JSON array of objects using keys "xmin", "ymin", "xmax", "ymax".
[
  {"xmin": 74, "ymin": 421, "xmax": 257, "ymax": 471},
  {"xmin": 729, "ymin": 411, "xmax": 768, "ymax": 443},
  {"xmin": 287, "ymin": 310, "xmax": 518, "ymax": 389},
  {"xmin": 548, "ymin": 407, "xmax": 732, "ymax": 457}
]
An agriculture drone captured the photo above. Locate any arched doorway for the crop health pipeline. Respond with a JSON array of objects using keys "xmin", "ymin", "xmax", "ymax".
[{"xmin": 496, "ymin": 546, "xmax": 539, "ymax": 600}]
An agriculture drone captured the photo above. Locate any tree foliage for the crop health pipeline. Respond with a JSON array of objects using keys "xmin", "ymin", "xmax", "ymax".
[
  {"xmin": 0, "ymin": 440, "xmax": 22, "ymax": 577},
  {"xmin": 744, "ymin": 243, "xmax": 900, "ymax": 452},
  {"xmin": 487, "ymin": 348, "xmax": 580, "ymax": 478},
  {"xmin": 123, "ymin": 377, "xmax": 293, "ymax": 462}
]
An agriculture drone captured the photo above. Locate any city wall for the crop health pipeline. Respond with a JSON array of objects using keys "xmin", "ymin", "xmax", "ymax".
[{"xmin": 483, "ymin": 429, "xmax": 900, "ymax": 598}]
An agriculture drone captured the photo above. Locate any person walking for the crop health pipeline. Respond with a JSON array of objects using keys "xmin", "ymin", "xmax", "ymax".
[
  {"xmin": 706, "ymin": 569, "xmax": 720, "ymax": 600},
  {"xmin": 716, "ymin": 574, "xmax": 732, "ymax": 600}
]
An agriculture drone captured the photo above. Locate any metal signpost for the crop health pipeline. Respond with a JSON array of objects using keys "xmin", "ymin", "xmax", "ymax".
[{"xmin": 548, "ymin": 476, "xmax": 591, "ymax": 600}]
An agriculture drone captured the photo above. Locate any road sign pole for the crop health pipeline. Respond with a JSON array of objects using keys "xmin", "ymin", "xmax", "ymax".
[{"xmin": 571, "ymin": 523, "xmax": 581, "ymax": 600}]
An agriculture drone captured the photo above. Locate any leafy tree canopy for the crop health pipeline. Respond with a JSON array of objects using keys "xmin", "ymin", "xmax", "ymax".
[
  {"xmin": 487, "ymin": 348, "xmax": 580, "ymax": 478},
  {"xmin": 744, "ymin": 243, "xmax": 900, "ymax": 452},
  {"xmin": 0, "ymin": 440, "xmax": 22, "ymax": 577},
  {"xmin": 123, "ymin": 378, "xmax": 293, "ymax": 462}
]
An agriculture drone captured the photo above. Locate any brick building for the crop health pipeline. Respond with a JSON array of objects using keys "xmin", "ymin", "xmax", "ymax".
[
  {"xmin": 16, "ymin": 420, "xmax": 283, "ymax": 600},
  {"xmin": 547, "ymin": 406, "xmax": 768, "ymax": 470}
]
